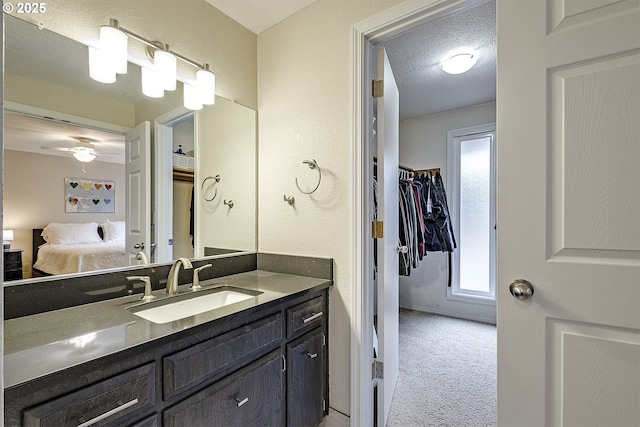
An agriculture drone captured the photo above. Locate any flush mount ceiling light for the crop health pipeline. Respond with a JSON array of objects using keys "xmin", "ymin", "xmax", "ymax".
[
  {"xmin": 89, "ymin": 18, "xmax": 216, "ymax": 110},
  {"xmin": 441, "ymin": 53, "xmax": 477, "ymax": 75}
]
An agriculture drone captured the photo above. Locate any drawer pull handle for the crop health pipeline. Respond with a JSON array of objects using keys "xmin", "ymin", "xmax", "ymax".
[
  {"xmin": 77, "ymin": 398, "xmax": 138, "ymax": 427},
  {"xmin": 306, "ymin": 352, "xmax": 318, "ymax": 359},
  {"xmin": 236, "ymin": 397, "xmax": 249, "ymax": 407},
  {"xmin": 303, "ymin": 311, "xmax": 324, "ymax": 324}
]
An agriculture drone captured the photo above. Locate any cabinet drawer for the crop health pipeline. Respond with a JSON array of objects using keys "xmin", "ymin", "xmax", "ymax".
[
  {"xmin": 163, "ymin": 350, "xmax": 285, "ymax": 427},
  {"xmin": 163, "ymin": 312, "xmax": 282, "ymax": 400},
  {"xmin": 287, "ymin": 295, "xmax": 325, "ymax": 338},
  {"xmin": 23, "ymin": 363, "xmax": 155, "ymax": 427}
]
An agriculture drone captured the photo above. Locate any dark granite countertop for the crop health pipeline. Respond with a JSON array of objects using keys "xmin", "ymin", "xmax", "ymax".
[{"xmin": 4, "ymin": 270, "xmax": 331, "ymax": 389}]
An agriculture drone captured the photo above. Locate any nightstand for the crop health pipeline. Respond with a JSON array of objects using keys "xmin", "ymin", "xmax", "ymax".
[{"xmin": 4, "ymin": 249, "xmax": 23, "ymax": 281}]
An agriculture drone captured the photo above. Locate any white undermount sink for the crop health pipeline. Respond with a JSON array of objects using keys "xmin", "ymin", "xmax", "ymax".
[{"xmin": 128, "ymin": 286, "xmax": 260, "ymax": 324}]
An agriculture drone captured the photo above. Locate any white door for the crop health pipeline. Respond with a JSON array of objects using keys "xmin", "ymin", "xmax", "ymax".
[
  {"xmin": 375, "ymin": 46, "xmax": 400, "ymax": 426},
  {"xmin": 125, "ymin": 121, "xmax": 151, "ymax": 265},
  {"xmin": 497, "ymin": 0, "xmax": 640, "ymax": 425}
]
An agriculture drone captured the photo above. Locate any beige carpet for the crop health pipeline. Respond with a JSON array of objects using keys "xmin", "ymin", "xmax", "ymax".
[{"xmin": 386, "ymin": 309, "xmax": 497, "ymax": 427}]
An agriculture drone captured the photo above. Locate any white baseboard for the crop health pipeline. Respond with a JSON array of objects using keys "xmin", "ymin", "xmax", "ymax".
[
  {"xmin": 400, "ymin": 303, "xmax": 496, "ymax": 325},
  {"xmin": 318, "ymin": 408, "xmax": 350, "ymax": 427}
]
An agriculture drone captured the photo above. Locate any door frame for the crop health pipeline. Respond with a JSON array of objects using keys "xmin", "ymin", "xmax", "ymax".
[
  {"xmin": 154, "ymin": 106, "xmax": 195, "ymax": 263},
  {"xmin": 350, "ymin": 0, "xmax": 490, "ymax": 424}
]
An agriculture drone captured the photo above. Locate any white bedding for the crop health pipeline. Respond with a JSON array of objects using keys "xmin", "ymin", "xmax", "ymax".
[{"xmin": 33, "ymin": 241, "xmax": 127, "ymax": 275}]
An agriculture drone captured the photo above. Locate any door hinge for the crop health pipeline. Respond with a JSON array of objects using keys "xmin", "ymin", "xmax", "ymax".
[
  {"xmin": 372, "ymin": 79, "xmax": 384, "ymax": 98},
  {"xmin": 372, "ymin": 221, "xmax": 384, "ymax": 238},
  {"xmin": 372, "ymin": 359, "xmax": 384, "ymax": 380}
]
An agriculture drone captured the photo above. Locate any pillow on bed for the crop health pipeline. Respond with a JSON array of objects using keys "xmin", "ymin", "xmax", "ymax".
[
  {"xmin": 101, "ymin": 220, "xmax": 126, "ymax": 242},
  {"xmin": 42, "ymin": 222, "xmax": 102, "ymax": 245}
]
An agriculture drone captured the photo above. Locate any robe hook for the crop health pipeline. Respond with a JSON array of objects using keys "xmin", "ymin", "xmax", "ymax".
[
  {"xmin": 224, "ymin": 199, "xmax": 234, "ymax": 208},
  {"xmin": 283, "ymin": 194, "xmax": 295, "ymax": 206}
]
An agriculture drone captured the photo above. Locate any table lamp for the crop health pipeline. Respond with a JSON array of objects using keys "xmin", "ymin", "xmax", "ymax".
[{"xmin": 3, "ymin": 230, "xmax": 14, "ymax": 251}]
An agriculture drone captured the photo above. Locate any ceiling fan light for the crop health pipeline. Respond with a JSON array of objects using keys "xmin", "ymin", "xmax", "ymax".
[
  {"xmin": 196, "ymin": 68, "xmax": 216, "ymax": 105},
  {"xmin": 88, "ymin": 47, "xmax": 116, "ymax": 84},
  {"xmin": 73, "ymin": 149, "xmax": 96, "ymax": 163},
  {"xmin": 183, "ymin": 82, "xmax": 203, "ymax": 111},
  {"xmin": 441, "ymin": 53, "xmax": 477, "ymax": 75},
  {"xmin": 100, "ymin": 25, "xmax": 128, "ymax": 74},
  {"xmin": 141, "ymin": 66, "xmax": 165, "ymax": 98},
  {"xmin": 155, "ymin": 50, "xmax": 177, "ymax": 91}
]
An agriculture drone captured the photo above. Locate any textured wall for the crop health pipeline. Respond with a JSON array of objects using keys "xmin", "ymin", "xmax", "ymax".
[
  {"xmin": 257, "ymin": 0, "xmax": 406, "ymax": 416},
  {"xmin": 24, "ymin": 0, "xmax": 257, "ymax": 109},
  {"xmin": 399, "ymin": 102, "xmax": 497, "ymax": 324}
]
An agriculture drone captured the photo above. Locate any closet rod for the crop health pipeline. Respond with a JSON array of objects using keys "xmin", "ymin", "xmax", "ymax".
[{"xmin": 411, "ymin": 167, "xmax": 440, "ymax": 176}]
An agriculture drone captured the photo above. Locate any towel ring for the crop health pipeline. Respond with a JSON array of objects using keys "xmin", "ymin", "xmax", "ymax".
[
  {"xmin": 202, "ymin": 175, "xmax": 221, "ymax": 201},
  {"xmin": 295, "ymin": 159, "xmax": 322, "ymax": 194}
]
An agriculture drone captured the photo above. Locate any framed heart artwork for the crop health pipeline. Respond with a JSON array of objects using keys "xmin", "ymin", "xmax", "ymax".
[{"xmin": 65, "ymin": 178, "xmax": 115, "ymax": 213}]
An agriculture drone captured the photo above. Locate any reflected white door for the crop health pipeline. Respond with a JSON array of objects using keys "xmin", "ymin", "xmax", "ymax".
[
  {"xmin": 125, "ymin": 121, "xmax": 151, "ymax": 265},
  {"xmin": 376, "ymin": 46, "xmax": 400, "ymax": 426},
  {"xmin": 497, "ymin": 0, "xmax": 640, "ymax": 425}
]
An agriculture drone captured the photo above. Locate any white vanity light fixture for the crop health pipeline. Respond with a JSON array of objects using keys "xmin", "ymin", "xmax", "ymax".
[
  {"xmin": 88, "ymin": 47, "xmax": 116, "ymax": 84},
  {"xmin": 99, "ymin": 20, "xmax": 128, "ymax": 74},
  {"xmin": 141, "ymin": 66, "xmax": 165, "ymax": 98},
  {"xmin": 155, "ymin": 46, "xmax": 177, "ymax": 91},
  {"xmin": 197, "ymin": 65, "xmax": 216, "ymax": 105},
  {"xmin": 88, "ymin": 18, "xmax": 216, "ymax": 110},
  {"xmin": 441, "ymin": 53, "xmax": 477, "ymax": 74},
  {"xmin": 184, "ymin": 82, "xmax": 204, "ymax": 111}
]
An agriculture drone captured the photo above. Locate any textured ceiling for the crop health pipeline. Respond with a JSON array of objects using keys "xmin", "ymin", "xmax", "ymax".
[
  {"xmin": 205, "ymin": 0, "xmax": 318, "ymax": 33},
  {"xmin": 4, "ymin": 112, "xmax": 125, "ymax": 164},
  {"xmin": 382, "ymin": 0, "xmax": 496, "ymax": 120}
]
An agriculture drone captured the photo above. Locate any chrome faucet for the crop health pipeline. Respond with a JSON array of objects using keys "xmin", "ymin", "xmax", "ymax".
[
  {"xmin": 135, "ymin": 251, "xmax": 150, "ymax": 265},
  {"xmin": 166, "ymin": 257, "xmax": 193, "ymax": 296}
]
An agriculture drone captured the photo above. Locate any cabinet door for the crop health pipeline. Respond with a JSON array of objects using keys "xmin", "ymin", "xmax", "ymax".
[
  {"xmin": 287, "ymin": 328, "xmax": 325, "ymax": 427},
  {"xmin": 163, "ymin": 350, "xmax": 285, "ymax": 427}
]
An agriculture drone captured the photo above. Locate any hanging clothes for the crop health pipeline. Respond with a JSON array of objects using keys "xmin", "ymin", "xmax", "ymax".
[
  {"xmin": 398, "ymin": 169, "xmax": 456, "ymax": 276},
  {"xmin": 416, "ymin": 171, "xmax": 456, "ymax": 253}
]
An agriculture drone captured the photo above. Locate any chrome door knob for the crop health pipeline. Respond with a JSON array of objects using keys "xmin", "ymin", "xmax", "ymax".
[
  {"xmin": 396, "ymin": 245, "xmax": 408, "ymax": 254},
  {"xmin": 509, "ymin": 279, "xmax": 534, "ymax": 300}
]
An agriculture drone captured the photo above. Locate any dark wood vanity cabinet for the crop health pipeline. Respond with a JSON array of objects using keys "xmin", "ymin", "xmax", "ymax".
[
  {"xmin": 5, "ymin": 288, "xmax": 329, "ymax": 427},
  {"xmin": 22, "ymin": 364, "xmax": 155, "ymax": 427},
  {"xmin": 287, "ymin": 328, "xmax": 326, "ymax": 427},
  {"xmin": 164, "ymin": 350, "xmax": 285, "ymax": 426}
]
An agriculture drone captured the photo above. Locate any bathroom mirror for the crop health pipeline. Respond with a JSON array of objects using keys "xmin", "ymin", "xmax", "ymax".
[{"xmin": 3, "ymin": 14, "xmax": 257, "ymax": 284}]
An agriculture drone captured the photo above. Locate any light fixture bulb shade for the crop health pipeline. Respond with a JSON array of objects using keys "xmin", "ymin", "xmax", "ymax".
[
  {"xmin": 184, "ymin": 82, "xmax": 203, "ymax": 110},
  {"xmin": 141, "ymin": 66, "xmax": 165, "ymax": 98},
  {"xmin": 3, "ymin": 230, "xmax": 14, "ymax": 241},
  {"xmin": 155, "ymin": 50, "xmax": 177, "ymax": 91},
  {"xmin": 73, "ymin": 149, "xmax": 97, "ymax": 163},
  {"xmin": 100, "ymin": 25, "xmax": 128, "ymax": 74},
  {"xmin": 441, "ymin": 53, "xmax": 477, "ymax": 74},
  {"xmin": 88, "ymin": 47, "xmax": 116, "ymax": 84},
  {"xmin": 196, "ymin": 69, "xmax": 216, "ymax": 105}
]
